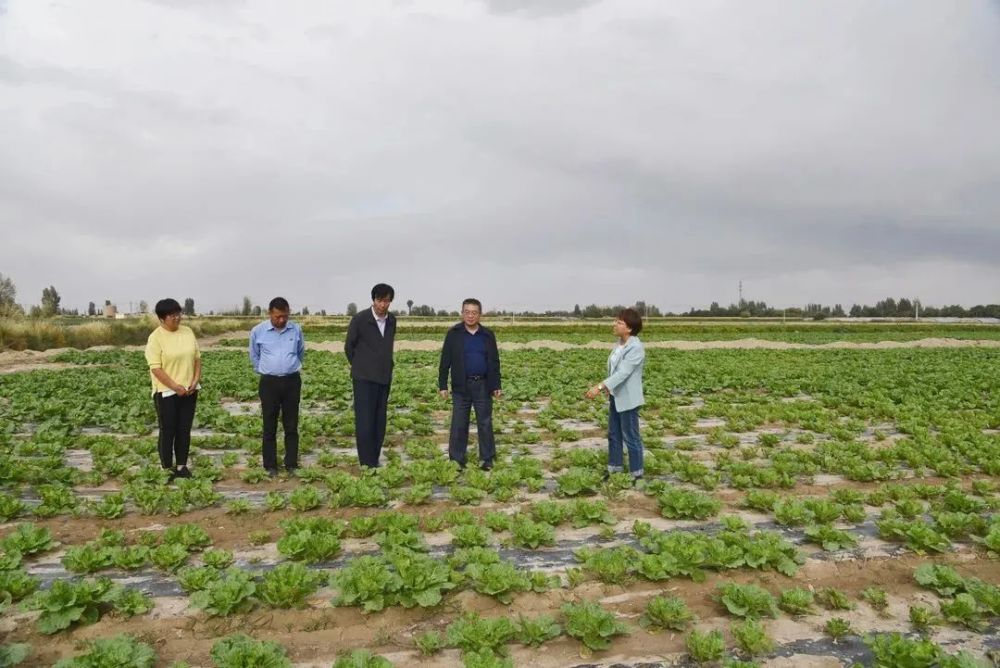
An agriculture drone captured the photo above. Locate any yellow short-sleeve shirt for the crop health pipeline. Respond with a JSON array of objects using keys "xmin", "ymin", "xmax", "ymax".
[{"xmin": 144, "ymin": 325, "xmax": 200, "ymax": 395}]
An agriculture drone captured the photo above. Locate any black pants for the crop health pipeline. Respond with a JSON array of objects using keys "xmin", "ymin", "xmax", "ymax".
[
  {"xmin": 153, "ymin": 391, "xmax": 198, "ymax": 469},
  {"xmin": 352, "ymin": 378, "xmax": 390, "ymax": 468},
  {"xmin": 259, "ymin": 373, "xmax": 301, "ymax": 470},
  {"xmin": 449, "ymin": 377, "xmax": 495, "ymax": 467}
]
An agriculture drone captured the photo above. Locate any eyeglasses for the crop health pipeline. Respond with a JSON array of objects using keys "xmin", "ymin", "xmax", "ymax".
[{"xmin": 165, "ymin": 313, "xmax": 182, "ymax": 320}]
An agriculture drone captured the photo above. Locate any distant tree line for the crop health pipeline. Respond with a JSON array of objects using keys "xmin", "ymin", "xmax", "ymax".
[{"xmin": 683, "ymin": 297, "xmax": 1000, "ymax": 319}]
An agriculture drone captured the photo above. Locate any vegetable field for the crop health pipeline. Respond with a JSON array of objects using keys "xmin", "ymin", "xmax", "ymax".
[{"xmin": 1, "ymin": 332, "xmax": 999, "ymax": 666}]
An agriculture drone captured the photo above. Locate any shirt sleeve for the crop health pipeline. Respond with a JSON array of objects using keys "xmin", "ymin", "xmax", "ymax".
[
  {"xmin": 602, "ymin": 344, "xmax": 644, "ymax": 392},
  {"xmin": 192, "ymin": 330, "xmax": 201, "ymax": 360},
  {"xmin": 248, "ymin": 326, "xmax": 260, "ymax": 371},
  {"xmin": 296, "ymin": 326, "xmax": 305, "ymax": 363},
  {"xmin": 144, "ymin": 332, "xmax": 162, "ymax": 369}
]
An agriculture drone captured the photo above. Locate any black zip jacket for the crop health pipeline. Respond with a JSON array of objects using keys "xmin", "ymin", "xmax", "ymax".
[{"xmin": 438, "ymin": 323, "xmax": 501, "ymax": 394}]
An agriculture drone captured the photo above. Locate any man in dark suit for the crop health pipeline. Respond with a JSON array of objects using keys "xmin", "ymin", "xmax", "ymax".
[
  {"xmin": 345, "ymin": 283, "xmax": 396, "ymax": 468},
  {"xmin": 438, "ymin": 298, "xmax": 501, "ymax": 471}
]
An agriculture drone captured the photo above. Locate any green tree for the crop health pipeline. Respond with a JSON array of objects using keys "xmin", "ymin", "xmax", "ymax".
[
  {"xmin": 183, "ymin": 298, "xmax": 195, "ymax": 316},
  {"xmin": 0, "ymin": 272, "xmax": 17, "ymax": 315},
  {"xmin": 346, "ymin": 302, "xmax": 358, "ymax": 316},
  {"xmin": 241, "ymin": 296, "xmax": 252, "ymax": 316},
  {"xmin": 407, "ymin": 299, "xmax": 414, "ymax": 315},
  {"xmin": 40, "ymin": 285, "xmax": 61, "ymax": 316}
]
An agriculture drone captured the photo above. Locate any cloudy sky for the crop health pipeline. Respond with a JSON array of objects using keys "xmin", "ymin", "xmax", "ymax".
[{"xmin": 1, "ymin": 0, "xmax": 998, "ymax": 314}]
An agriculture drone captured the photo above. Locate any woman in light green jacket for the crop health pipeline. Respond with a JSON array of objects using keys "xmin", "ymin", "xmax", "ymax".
[{"xmin": 585, "ymin": 308, "xmax": 646, "ymax": 483}]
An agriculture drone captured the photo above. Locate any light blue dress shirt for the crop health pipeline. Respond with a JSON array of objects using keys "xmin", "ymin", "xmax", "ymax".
[{"xmin": 249, "ymin": 320, "xmax": 305, "ymax": 376}]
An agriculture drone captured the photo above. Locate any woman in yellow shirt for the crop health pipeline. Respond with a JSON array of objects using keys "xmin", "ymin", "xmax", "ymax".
[{"xmin": 145, "ymin": 298, "xmax": 202, "ymax": 481}]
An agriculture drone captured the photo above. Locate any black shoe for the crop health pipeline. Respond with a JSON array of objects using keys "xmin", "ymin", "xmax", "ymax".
[
  {"xmin": 631, "ymin": 475, "xmax": 644, "ymax": 487},
  {"xmin": 266, "ymin": 468, "xmax": 279, "ymax": 478},
  {"xmin": 176, "ymin": 466, "xmax": 192, "ymax": 479},
  {"xmin": 165, "ymin": 468, "xmax": 178, "ymax": 483},
  {"xmin": 480, "ymin": 461, "xmax": 493, "ymax": 472},
  {"xmin": 285, "ymin": 467, "xmax": 298, "ymax": 477},
  {"xmin": 601, "ymin": 471, "xmax": 611, "ymax": 482}
]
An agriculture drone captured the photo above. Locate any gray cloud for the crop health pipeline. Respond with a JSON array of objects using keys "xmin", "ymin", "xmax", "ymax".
[{"xmin": 1, "ymin": 0, "xmax": 999, "ymax": 314}]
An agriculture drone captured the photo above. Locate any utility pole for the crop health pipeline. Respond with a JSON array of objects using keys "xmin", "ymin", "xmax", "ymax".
[
  {"xmin": 915, "ymin": 298, "xmax": 920, "ymax": 321},
  {"xmin": 738, "ymin": 281, "xmax": 743, "ymax": 306}
]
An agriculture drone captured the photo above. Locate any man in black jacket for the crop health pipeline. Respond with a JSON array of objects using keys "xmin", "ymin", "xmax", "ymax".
[
  {"xmin": 438, "ymin": 298, "xmax": 501, "ymax": 470},
  {"xmin": 345, "ymin": 283, "xmax": 396, "ymax": 468}
]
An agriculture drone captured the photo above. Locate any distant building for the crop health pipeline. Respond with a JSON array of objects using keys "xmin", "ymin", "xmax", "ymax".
[{"xmin": 103, "ymin": 304, "xmax": 117, "ymax": 318}]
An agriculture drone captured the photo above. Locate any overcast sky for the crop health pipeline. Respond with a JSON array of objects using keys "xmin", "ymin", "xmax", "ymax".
[{"xmin": 1, "ymin": 0, "xmax": 998, "ymax": 314}]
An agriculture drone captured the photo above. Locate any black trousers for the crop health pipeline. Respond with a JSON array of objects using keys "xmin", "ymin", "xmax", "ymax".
[
  {"xmin": 448, "ymin": 377, "xmax": 496, "ymax": 467},
  {"xmin": 259, "ymin": 373, "xmax": 301, "ymax": 470},
  {"xmin": 352, "ymin": 378, "xmax": 390, "ymax": 468},
  {"xmin": 153, "ymin": 391, "xmax": 198, "ymax": 469}
]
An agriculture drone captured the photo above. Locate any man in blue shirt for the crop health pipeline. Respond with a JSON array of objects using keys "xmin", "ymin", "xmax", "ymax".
[
  {"xmin": 438, "ymin": 298, "xmax": 501, "ymax": 471},
  {"xmin": 249, "ymin": 297, "xmax": 305, "ymax": 476}
]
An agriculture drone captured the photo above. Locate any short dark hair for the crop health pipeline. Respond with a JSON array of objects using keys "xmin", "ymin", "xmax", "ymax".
[
  {"xmin": 617, "ymin": 307, "xmax": 643, "ymax": 335},
  {"xmin": 462, "ymin": 298, "xmax": 482, "ymax": 313},
  {"xmin": 268, "ymin": 297, "xmax": 290, "ymax": 312},
  {"xmin": 155, "ymin": 298, "xmax": 182, "ymax": 320},
  {"xmin": 371, "ymin": 283, "xmax": 394, "ymax": 301}
]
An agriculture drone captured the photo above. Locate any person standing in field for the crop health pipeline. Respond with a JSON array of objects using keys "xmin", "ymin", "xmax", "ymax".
[
  {"xmin": 145, "ymin": 298, "xmax": 201, "ymax": 482},
  {"xmin": 585, "ymin": 308, "xmax": 646, "ymax": 485},
  {"xmin": 249, "ymin": 297, "xmax": 305, "ymax": 477},
  {"xmin": 438, "ymin": 298, "xmax": 501, "ymax": 471},
  {"xmin": 345, "ymin": 283, "xmax": 396, "ymax": 468}
]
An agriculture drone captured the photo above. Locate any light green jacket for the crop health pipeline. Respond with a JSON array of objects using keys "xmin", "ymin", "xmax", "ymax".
[{"xmin": 603, "ymin": 336, "xmax": 645, "ymax": 412}]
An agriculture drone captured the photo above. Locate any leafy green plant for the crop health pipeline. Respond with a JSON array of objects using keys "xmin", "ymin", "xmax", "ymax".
[
  {"xmin": 446, "ymin": 612, "xmax": 516, "ymax": 655},
  {"xmin": 202, "ymin": 548, "xmax": 235, "ymax": 570},
  {"xmin": 112, "ymin": 588, "xmax": 154, "ymax": 618},
  {"xmin": 90, "ymin": 492, "xmax": 126, "ymax": 520},
  {"xmin": 508, "ymin": 516, "xmax": 555, "ymax": 549},
  {"xmin": 331, "ymin": 650, "xmax": 393, "ymax": 668},
  {"xmin": 26, "ymin": 577, "xmax": 120, "ymax": 634},
  {"xmin": 150, "ymin": 543, "xmax": 189, "ymax": 572},
  {"xmin": 177, "ymin": 565, "xmax": 222, "ymax": 593},
  {"xmin": 210, "ymin": 634, "xmax": 291, "ymax": 668},
  {"xmin": 0, "ymin": 568, "xmax": 38, "ymax": 603},
  {"xmin": 61, "ymin": 544, "xmax": 113, "ymax": 574},
  {"xmin": 908, "ymin": 605, "xmax": 940, "ymax": 632},
  {"xmin": 288, "ymin": 485, "xmax": 324, "ymax": 512},
  {"xmin": 939, "ymin": 593, "xmax": 985, "ymax": 631},
  {"xmin": 861, "ymin": 586, "xmax": 889, "ymax": 612},
  {"xmin": 190, "ymin": 569, "xmax": 256, "ymax": 617},
  {"xmin": 655, "ymin": 486, "xmax": 721, "ymax": 520},
  {"xmin": 914, "ymin": 563, "xmax": 966, "ymax": 596},
  {"xmin": 464, "ymin": 561, "xmax": 531, "ymax": 603},
  {"xmin": 257, "ymin": 563, "xmax": 322, "ymax": 609},
  {"xmin": 577, "ymin": 546, "xmax": 637, "ymax": 584},
  {"xmin": 515, "ymin": 614, "xmax": 562, "ymax": 647},
  {"xmin": 804, "ymin": 524, "xmax": 857, "ymax": 551},
  {"xmin": 0, "ymin": 643, "xmax": 29, "ymax": 667},
  {"xmin": 824, "ymin": 617, "xmax": 853, "ymax": 641},
  {"xmin": 414, "ymin": 630, "xmax": 445, "ymax": 656},
  {"xmin": 110, "ymin": 545, "xmax": 149, "ymax": 571},
  {"xmin": 390, "ymin": 550, "xmax": 457, "ymax": 608},
  {"xmin": 686, "ymin": 629, "xmax": 725, "ymax": 664},
  {"xmin": 732, "ymin": 618, "xmax": 774, "ymax": 657},
  {"xmin": 2, "ymin": 523, "xmax": 57, "ymax": 555},
  {"xmin": 53, "ymin": 634, "xmax": 156, "ymax": 668},
  {"xmin": 568, "ymin": 499, "xmax": 616, "ymax": 528},
  {"xmin": 561, "ymin": 601, "xmax": 628, "ymax": 651},
  {"xmin": 640, "ymin": 595, "xmax": 695, "ymax": 631},
  {"xmin": 331, "ymin": 556, "xmax": 402, "ymax": 613},
  {"xmin": 162, "ymin": 523, "xmax": 212, "ymax": 551},
  {"xmin": 451, "ymin": 524, "xmax": 491, "ymax": 548},
  {"xmin": 778, "ymin": 588, "xmax": 814, "ymax": 616},
  {"xmin": 864, "ymin": 633, "xmax": 945, "ymax": 667},
  {"xmin": 716, "ymin": 582, "xmax": 778, "ymax": 619},
  {"xmin": 276, "ymin": 529, "xmax": 341, "ymax": 563},
  {"xmin": 815, "ymin": 587, "xmax": 854, "ymax": 611}
]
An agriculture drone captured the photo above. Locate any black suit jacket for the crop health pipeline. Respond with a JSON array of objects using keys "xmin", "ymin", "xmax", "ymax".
[
  {"xmin": 345, "ymin": 308, "xmax": 396, "ymax": 385},
  {"xmin": 438, "ymin": 323, "xmax": 501, "ymax": 395}
]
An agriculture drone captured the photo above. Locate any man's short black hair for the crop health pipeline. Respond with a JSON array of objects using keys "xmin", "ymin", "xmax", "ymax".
[
  {"xmin": 617, "ymin": 307, "xmax": 643, "ymax": 336},
  {"xmin": 154, "ymin": 298, "xmax": 182, "ymax": 320},
  {"xmin": 371, "ymin": 283, "xmax": 395, "ymax": 301},
  {"xmin": 462, "ymin": 298, "xmax": 482, "ymax": 313},
  {"xmin": 268, "ymin": 297, "xmax": 290, "ymax": 312}
]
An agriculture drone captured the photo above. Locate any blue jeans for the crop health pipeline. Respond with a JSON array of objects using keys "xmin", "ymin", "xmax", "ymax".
[
  {"xmin": 608, "ymin": 396, "xmax": 643, "ymax": 476},
  {"xmin": 448, "ymin": 377, "xmax": 496, "ymax": 466}
]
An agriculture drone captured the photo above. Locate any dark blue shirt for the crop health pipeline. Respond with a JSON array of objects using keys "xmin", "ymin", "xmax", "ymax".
[{"xmin": 463, "ymin": 328, "xmax": 488, "ymax": 377}]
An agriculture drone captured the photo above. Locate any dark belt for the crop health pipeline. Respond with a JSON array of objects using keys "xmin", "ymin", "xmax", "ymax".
[
  {"xmin": 262, "ymin": 371, "xmax": 300, "ymax": 379},
  {"xmin": 467, "ymin": 374, "xmax": 485, "ymax": 381}
]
